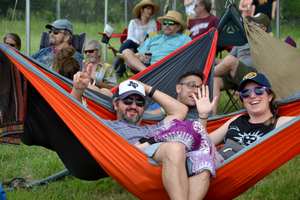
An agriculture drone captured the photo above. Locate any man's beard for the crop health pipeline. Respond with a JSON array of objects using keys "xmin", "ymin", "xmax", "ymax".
[{"xmin": 121, "ymin": 109, "xmax": 142, "ymax": 124}]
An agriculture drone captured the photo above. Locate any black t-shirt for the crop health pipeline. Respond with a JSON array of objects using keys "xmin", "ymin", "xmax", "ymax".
[
  {"xmin": 252, "ymin": 0, "xmax": 276, "ymax": 19},
  {"xmin": 225, "ymin": 115, "xmax": 276, "ymax": 146}
]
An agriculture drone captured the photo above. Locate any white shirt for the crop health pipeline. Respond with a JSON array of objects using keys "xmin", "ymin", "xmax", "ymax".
[{"xmin": 127, "ymin": 18, "xmax": 157, "ymax": 45}]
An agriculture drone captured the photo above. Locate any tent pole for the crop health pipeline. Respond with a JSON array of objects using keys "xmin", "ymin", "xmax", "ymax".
[
  {"xmin": 104, "ymin": 0, "xmax": 108, "ymax": 62},
  {"xmin": 25, "ymin": 0, "xmax": 30, "ymax": 55},
  {"xmin": 276, "ymin": 0, "xmax": 280, "ymax": 38},
  {"xmin": 56, "ymin": 0, "xmax": 61, "ymax": 19},
  {"xmin": 125, "ymin": 0, "xmax": 128, "ymax": 25},
  {"xmin": 172, "ymin": 0, "xmax": 176, "ymax": 10}
]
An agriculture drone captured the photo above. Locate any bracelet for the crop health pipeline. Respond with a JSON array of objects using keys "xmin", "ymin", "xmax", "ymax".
[
  {"xmin": 148, "ymin": 87, "xmax": 156, "ymax": 98},
  {"xmin": 199, "ymin": 114, "xmax": 209, "ymax": 120}
]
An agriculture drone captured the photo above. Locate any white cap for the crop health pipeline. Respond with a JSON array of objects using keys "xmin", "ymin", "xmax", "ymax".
[{"xmin": 116, "ymin": 80, "xmax": 146, "ymax": 99}]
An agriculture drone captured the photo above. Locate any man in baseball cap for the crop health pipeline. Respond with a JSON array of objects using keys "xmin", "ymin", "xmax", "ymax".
[
  {"xmin": 45, "ymin": 19, "xmax": 73, "ymax": 34},
  {"xmin": 122, "ymin": 10, "xmax": 191, "ymax": 73},
  {"xmin": 32, "ymin": 19, "xmax": 83, "ymax": 70}
]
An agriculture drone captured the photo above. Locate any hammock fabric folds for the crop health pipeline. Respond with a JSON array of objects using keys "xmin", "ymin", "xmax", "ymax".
[{"xmin": 1, "ymin": 25, "xmax": 300, "ymax": 199}]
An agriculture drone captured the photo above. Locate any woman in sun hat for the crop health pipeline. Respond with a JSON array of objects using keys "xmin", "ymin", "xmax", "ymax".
[{"xmin": 113, "ymin": 0, "xmax": 159, "ymax": 77}]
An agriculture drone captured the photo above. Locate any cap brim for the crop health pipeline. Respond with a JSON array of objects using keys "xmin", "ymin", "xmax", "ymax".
[
  {"xmin": 45, "ymin": 24, "xmax": 53, "ymax": 29},
  {"xmin": 117, "ymin": 91, "xmax": 146, "ymax": 100}
]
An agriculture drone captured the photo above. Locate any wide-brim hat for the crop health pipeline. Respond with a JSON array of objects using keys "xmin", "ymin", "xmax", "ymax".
[
  {"xmin": 158, "ymin": 10, "xmax": 186, "ymax": 31},
  {"xmin": 133, "ymin": 0, "xmax": 160, "ymax": 18}
]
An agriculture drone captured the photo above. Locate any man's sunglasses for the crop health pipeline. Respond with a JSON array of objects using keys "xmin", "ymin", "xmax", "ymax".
[
  {"xmin": 48, "ymin": 29, "xmax": 63, "ymax": 35},
  {"xmin": 240, "ymin": 86, "xmax": 269, "ymax": 99},
  {"xmin": 163, "ymin": 20, "xmax": 177, "ymax": 26},
  {"xmin": 5, "ymin": 42, "xmax": 16, "ymax": 48},
  {"xmin": 122, "ymin": 97, "xmax": 146, "ymax": 107},
  {"xmin": 84, "ymin": 49, "xmax": 97, "ymax": 54}
]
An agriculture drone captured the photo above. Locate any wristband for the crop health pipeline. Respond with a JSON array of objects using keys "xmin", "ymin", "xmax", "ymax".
[
  {"xmin": 148, "ymin": 87, "xmax": 156, "ymax": 98},
  {"xmin": 199, "ymin": 114, "xmax": 208, "ymax": 120}
]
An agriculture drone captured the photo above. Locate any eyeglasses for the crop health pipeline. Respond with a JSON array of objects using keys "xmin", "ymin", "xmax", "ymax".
[
  {"xmin": 48, "ymin": 29, "xmax": 63, "ymax": 35},
  {"xmin": 163, "ymin": 20, "xmax": 177, "ymax": 26},
  {"xmin": 240, "ymin": 86, "xmax": 269, "ymax": 99},
  {"xmin": 179, "ymin": 82, "xmax": 202, "ymax": 90},
  {"xmin": 122, "ymin": 97, "xmax": 145, "ymax": 107},
  {"xmin": 84, "ymin": 49, "xmax": 97, "ymax": 54},
  {"xmin": 5, "ymin": 42, "xmax": 16, "ymax": 48}
]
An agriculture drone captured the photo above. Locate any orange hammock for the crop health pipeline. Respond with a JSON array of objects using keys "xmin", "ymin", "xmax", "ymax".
[{"xmin": 1, "ymin": 44, "xmax": 300, "ymax": 199}]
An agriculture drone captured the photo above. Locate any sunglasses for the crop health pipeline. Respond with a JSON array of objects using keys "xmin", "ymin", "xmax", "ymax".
[
  {"xmin": 122, "ymin": 97, "xmax": 145, "ymax": 107},
  {"xmin": 180, "ymin": 82, "xmax": 202, "ymax": 90},
  {"xmin": 163, "ymin": 20, "xmax": 177, "ymax": 26},
  {"xmin": 84, "ymin": 49, "xmax": 97, "ymax": 54},
  {"xmin": 5, "ymin": 42, "xmax": 16, "ymax": 48},
  {"xmin": 240, "ymin": 86, "xmax": 269, "ymax": 99},
  {"xmin": 48, "ymin": 29, "xmax": 63, "ymax": 35}
]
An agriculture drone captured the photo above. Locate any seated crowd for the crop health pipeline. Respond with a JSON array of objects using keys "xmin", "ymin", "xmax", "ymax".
[{"xmin": 2, "ymin": 0, "xmax": 297, "ymax": 199}]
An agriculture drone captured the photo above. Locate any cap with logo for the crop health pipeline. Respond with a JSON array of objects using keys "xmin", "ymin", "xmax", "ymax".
[
  {"xmin": 46, "ymin": 19, "xmax": 73, "ymax": 34},
  {"xmin": 115, "ymin": 80, "xmax": 146, "ymax": 100},
  {"xmin": 238, "ymin": 72, "xmax": 272, "ymax": 91}
]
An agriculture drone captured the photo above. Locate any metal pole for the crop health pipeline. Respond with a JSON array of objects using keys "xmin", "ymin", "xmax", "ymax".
[
  {"xmin": 172, "ymin": 0, "xmax": 176, "ymax": 10},
  {"xmin": 56, "ymin": 0, "xmax": 61, "ymax": 19},
  {"xmin": 104, "ymin": 0, "xmax": 108, "ymax": 62},
  {"xmin": 25, "ymin": 0, "xmax": 30, "ymax": 55},
  {"xmin": 276, "ymin": 0, "xmax": 280, "ymax": 38},
  {"xmin": 125, "ymin": 0, "xmax": 128, "ymax": 25}
]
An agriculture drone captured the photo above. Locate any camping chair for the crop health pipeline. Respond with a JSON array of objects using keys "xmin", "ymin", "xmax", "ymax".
[
  {"xmin": 39, "ymin": 32, "xmax": 86, "ymax": 53},
  {"xmin": 216, "ymin": 2, "xmax": 248, "ymax": 114}
]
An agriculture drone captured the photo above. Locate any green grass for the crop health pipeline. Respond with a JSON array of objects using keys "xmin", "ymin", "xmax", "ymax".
[{"xmin": 1, "ymin": 18, "xmax": 300, "ymax": 199}]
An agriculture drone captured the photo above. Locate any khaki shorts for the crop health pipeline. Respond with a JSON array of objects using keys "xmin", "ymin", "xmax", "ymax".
[{"xmin": 222, "ymin": 61, "xmax": 257, "ymax": 90}]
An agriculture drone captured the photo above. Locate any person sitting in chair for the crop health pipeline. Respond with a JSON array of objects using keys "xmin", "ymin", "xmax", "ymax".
[
  {"xmin": 212, "ymin": 13, "xmax": 271, "ymax": 115},
  {"xmin": 83, "ymin": 40, "xmax": 116, "ymax": 89},
  {"xmin": 113, "ymin": 0, "xmax": 159, "ymax": 77},
  {"xmin": 32, "ymin": 19, "xmax": 83, "ymax": 69},
  {"xmin": 188, "ymin": 0, "xmax": 219, "ymax": 39},
  {"xmin": 122, "ymin": 10, "xmax": 191, "ymax": 73}
]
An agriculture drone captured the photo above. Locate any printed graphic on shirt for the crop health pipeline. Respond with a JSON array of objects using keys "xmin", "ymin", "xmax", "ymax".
[
  {"xmin": 190, "ymin": 23, "xmax": 209, "ymax": 37},
  {"xmin": 229, "ymin": 125, "xmax": 264, "ymax": 146}
]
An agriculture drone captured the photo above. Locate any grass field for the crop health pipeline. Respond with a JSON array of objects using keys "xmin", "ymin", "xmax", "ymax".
[{"xmin": 1, "ymin": 18, "xmax": 300, "ymax": 199}]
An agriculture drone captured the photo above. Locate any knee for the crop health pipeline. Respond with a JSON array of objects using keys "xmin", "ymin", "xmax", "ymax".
[
  {"xmin": 162, "ymin": 142, "xmax": 186, "ymax": 164},
  {"xmin": 122, "ymin": 49, "xmax": 133, "ymax": 58}
]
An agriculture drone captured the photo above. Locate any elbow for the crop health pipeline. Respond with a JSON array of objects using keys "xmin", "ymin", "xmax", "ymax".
[{"xmin": 178, "ymin": 104, "xmax": 188, "ymax": 120}]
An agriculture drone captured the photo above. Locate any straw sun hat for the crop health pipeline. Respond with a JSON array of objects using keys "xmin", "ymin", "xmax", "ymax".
[
  {"xmin": 133, "ymin": 0, "xmax": 160, "ymax": 18},
  {"xmin": 158, "ymin": 10, "xmax": 186, "ymax": 30}
]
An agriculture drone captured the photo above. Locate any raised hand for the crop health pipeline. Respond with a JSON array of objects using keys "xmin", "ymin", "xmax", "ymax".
[{"xmin": 192, "ymin": 85, "xmax": 217, "ymax": 118}]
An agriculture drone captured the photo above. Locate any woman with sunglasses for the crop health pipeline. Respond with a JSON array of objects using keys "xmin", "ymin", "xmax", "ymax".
[
  {"xmin": 208, "ymin": 72, "xmax": 294, "ymax": 154},
  {"xmin": 3, "ymin": 33, "xmax": 21, "ymax": 51}
]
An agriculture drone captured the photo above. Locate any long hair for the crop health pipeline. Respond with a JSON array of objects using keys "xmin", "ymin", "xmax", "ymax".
[{"xmin": 3, "ymin": 33, "xmax": 21, "ymax": 50}]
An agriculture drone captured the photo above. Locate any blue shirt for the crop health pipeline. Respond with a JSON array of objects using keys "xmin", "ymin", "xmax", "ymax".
[
  {"xmin": 138, "ymin": 33, "xmax": 191, "ymax": 64},
  {"xmin": 32, "ymin": 47, "xmax": 83, "ymax": 69}
]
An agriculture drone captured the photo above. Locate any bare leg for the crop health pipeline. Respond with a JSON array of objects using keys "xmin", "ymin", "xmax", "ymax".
[
  {"xmin": 122, "ymin": 49, "xmax": 147, "ymax": 72},
  {"xmin": 214, "ymin": 55, "xmax": 239, "ymax": 77},
  {"xmin": 212, "ymin": 77, "xmax": 224, "ymax": 115},
  {"xmin": 153, "ymin": 142, "xmax": 188, "ymax": 200},
  {"xmin": 188, "ymin": 170, "xmax": 210, "ymax": 200}
]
